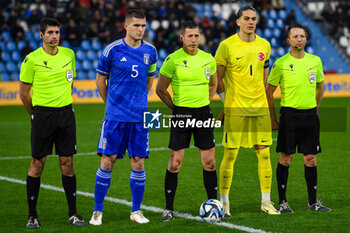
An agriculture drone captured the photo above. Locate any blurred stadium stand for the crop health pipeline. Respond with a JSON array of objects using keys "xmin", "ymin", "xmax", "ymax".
[
  {"xmin": 294, "ymin": 0, "xmax": 350, "ymax": 73},
  {"xmin": 0, "ymin": 0, "xmax": 349, "ymax": 82}
]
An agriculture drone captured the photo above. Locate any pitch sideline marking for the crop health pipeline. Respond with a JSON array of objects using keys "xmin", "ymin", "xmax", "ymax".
[
  {"xmin": 0, "ymin": 139, "xmax": 277, "ymax": 160},
  {"xmin": 0, "ymin": 175, "xmax": 269, "ymax": 233}
]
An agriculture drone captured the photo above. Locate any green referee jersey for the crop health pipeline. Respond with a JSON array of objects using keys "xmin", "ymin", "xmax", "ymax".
[
  {"xmin": 20, "ymin": 46, "xmax": 76, "ymax": 107},
  {"xmin": 160, "ymin": 48, "xmax": 216, "ymax": 108},
  {"xmin": 268, "ymin": 52, "xmax": 324, "ymax": 109}
]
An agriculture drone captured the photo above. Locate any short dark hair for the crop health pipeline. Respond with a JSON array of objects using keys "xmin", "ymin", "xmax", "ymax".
[
  {"xmin": 237, "ymin": 5, "xmax": 256, "ymax": 18},
  {"xmin": 287, "ymin": 23, "xmax": 310, "ymax": 39},
  {"xmin": 125, "ymin": 9, "xmax": 146, "ymax": 22},
  {"xmin": 180, "ymin": 21, "xmax": 199, "ymax": 34},
  {"xmin": 40, "ymin": 17, "xmax": 61, "ymax": 34}
]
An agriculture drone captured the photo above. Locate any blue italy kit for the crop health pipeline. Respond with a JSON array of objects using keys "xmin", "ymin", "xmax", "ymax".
[
  {"xmin": 96, "ymin": 38, "xmax": 157, "ymax": 122},
  {"xmin": 96, "ymin": 38, "xmax": 157, "ymax": 158},
  {"xmin": 93, "ymin": 38, "xmax": 157, "ymax": 214}
]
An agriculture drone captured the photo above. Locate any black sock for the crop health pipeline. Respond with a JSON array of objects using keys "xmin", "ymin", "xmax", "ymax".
[
  {"xmin": 27, "ymin": 175, "xmax": 40, "ymax": 218},
  {"xmin": 164, "ymin": 170, "xmax": 178, "ymax": 211},
  {"xmin": 203, "ymin": 169, "xmax": 217, "ymax": 200},
  {"xmin": 277, "ymin": 163, "xmax": 289, "ymax": 204},
  {"xmin": 62, "ymin": 174, "xmax": 77, "ymax": 217},
  {"xmin": 305, "ymin": 165, "xmax": 317, "ymax": 205}
]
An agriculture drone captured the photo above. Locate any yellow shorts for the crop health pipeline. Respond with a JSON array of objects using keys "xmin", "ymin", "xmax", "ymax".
[{"xmin": 222, "ymin": 115, "xmax": 272, "ymax": 148}]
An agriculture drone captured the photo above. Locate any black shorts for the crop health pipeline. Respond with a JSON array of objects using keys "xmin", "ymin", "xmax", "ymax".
[
  {"xmin": 31, "ymin": 104, "xmax": 77, "ymax": 158},
  {"xmin": 276, "ymin": 107, "xmax": 321, "ymax": 155},
  {"xmin": 169, "ymin": 105, "xmax": 215, "ymax": 150}
]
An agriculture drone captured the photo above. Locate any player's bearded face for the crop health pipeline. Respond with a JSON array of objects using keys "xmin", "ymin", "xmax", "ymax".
[
  {"xmin": 41, "ymin": 26, "xmax": 60, "ymax": 47},
  {"xmin": 237, "ymin": 10, "xmax": 257, "ymax": 35},
  {"xmin": 181, "ymin": 28, "xmax": 200, "ymax": 53},
  {"xmin": 126, "ymin": 17, "xmax": 146, "ymax": 41},
  {"xmin": 288, "ymin": 28, "xmax": 307, "ymax": 50}
]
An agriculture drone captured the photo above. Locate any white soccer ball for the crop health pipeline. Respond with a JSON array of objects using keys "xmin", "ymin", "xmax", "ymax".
[{"xmin": 199, "ymin": 199, "xmax": 225, "ymax": 223}]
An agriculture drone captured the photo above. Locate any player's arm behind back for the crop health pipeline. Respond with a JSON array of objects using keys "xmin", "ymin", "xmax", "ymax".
[{"xmin": 96, "ymin": 73, "xmax": 108, "ymax": 103}]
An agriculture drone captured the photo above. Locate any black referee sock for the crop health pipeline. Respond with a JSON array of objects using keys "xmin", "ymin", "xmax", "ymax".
[
  {"xmin": 165, "ymin": 170, "xmax": 178, "ymax": 211},
  {"xmin": 277, "ymin": 162, "xmax": 289, "ymax": 204},
  {"xmin": 304, "ymin": 165, "xmax": 317, "ymax": 205},
  {"xmin": 62, "ymin": 174, "xmax": 77, "ymax": 217},
  {"xmin": 27, "ymin": 175, "xmax": 40, "ymax": 218},
  {"xmin": 203, "ymin": 169, "xmax": 217, "ymax": 200}
]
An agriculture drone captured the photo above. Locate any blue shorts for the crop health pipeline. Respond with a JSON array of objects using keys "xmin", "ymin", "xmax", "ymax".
[{"xmin": 97, "ymin": 121, "xmax": 149, "ymax": 159}]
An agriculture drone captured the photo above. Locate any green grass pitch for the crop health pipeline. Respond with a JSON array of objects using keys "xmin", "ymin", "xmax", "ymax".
[{"xmin": 0, "ymin": 98, "xmax": 349, "ymax": 233}]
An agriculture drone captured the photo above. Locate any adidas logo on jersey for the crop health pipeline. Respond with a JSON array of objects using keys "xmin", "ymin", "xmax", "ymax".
[{"xmin": 120, "ymin": 57, "xmax": 127, "ymax": 62}]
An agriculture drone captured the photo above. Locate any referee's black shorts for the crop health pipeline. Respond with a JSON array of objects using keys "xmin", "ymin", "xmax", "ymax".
[
  {"xmin": 277, "ymin": 107, "xmax": 321, "ymax": 155},
  {"xmin": 169, "ymin": 105, "xmax": 215, "ymax": 150},
  {"xmin": 31, "ymin": 104, "xmax": 77, "ymax": 159}
]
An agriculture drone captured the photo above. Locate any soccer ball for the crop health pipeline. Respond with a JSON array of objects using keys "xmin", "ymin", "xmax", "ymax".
[{"xmin": 199, "ymin": 199, "xmax": 225, "ymax": 223}]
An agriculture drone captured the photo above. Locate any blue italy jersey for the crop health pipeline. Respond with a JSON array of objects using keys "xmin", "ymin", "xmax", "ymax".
[{"xmin": 97, "ymin": 39, "xmax": 158, "ymax": 122}]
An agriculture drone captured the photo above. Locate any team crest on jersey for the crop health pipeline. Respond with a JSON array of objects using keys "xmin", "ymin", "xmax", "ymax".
[
  {"xmin": 144, "ymin": 54, "xmax": 150, "ymax": 64},
  {"xmin": 205, "ymin": 68, "xmax": 211, "ymax": 80},
  {"xmin": 309, "ymin": 72, "xmax": 316, "ymax": 84},
  {"xmin": 258, "ymin": 52, "xmax": 265, "ymax": 61},
  {"xmin": 66, "ymin": 70, "xmax": 73, "ymax": 82}
]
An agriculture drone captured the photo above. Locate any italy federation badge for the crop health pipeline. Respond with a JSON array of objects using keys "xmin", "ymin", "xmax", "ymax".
[{"xmin": 144, "ymin": 54, "xmax": 150, "ymax": 65}]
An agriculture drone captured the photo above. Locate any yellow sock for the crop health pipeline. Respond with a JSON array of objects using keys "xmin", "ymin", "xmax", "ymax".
[
  {"xmin": 219, "ymin": 148, "xmax": 239, "ymax": 195},
  {"xmin": 256, "ymin": 147, "xmax": 272, "ymax": 194}
]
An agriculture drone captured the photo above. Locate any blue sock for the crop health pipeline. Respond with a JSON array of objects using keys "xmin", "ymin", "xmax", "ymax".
[
  {"xmin": 94, "ymin": 167, "xmax": 112, "ymax": 212},
  {"xmin": 130, "ymin": 169, "xmax": 146, "ymax": 212}
]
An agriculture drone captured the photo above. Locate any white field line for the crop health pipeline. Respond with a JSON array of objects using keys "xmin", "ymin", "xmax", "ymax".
[
  {"xmin": 0, "ymin": 175, "xmax": 269, "ymax": 233},
  {"xmin": 0, "ymin": 139, "xmax": 277, "ymax": 160}
]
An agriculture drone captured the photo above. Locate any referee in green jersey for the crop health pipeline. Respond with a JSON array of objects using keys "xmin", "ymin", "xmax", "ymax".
[
  {"xmin": 156, "ymin": 21, "xmax": 218, "ymax": 221},
  {"xmin": 19, "ymin": 18, "xmax": 87, "ymax": 228},
  {"xmin": 266, "ymin": 24, "xmax": 331, "ymax": 213}
]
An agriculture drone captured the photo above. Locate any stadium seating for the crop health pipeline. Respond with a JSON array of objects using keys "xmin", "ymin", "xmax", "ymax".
[
  {"xmin": 0, "ymin": 62, "xmax": 6, "ymax": 73},
  {"xmin": 1, "ymin": 1, "xmax": 350, "ymax": 81},
  {"xmin": 76, "ymin": 49, "xmax": 85, "ymax": 61},
  {"xmin": 87, "ymin": 70, "xmax": 96, "ymax": 80},
  {"xmin": 6, "ymin": 41, "xmax": 17, "ymax": 52},
  {"xmin": 1, "ymin": 52, "xmax": 11, "ymax": 61},
  {"xmin": 270, "ymin": 37, "xmax": 279, "ymax": 48},
  {"xmin": 1, "ymin": 72, "xmax": 10, "ymax": 81},
  {"xmin": 92, "ymin": 60, "xmax": 98, "ymax": 69},
  {"xmin": 0, "ymin": 41, "xmax": 4, "ymax": 50},
  {"xmin": 75, "ymin": 61, "xmax": 82, "ymax": 73},
  {"xmin": 92, "ymin": 40, "xmax": 102, "ymax": 51},
  {"xmin": 158, "ymin": 48, "xmax": 168, "ymax": 60},
  {"xmin": 6, "ymin": 62, "xmax": 18, "ymax": 73},
  {"xmin": 25, "ymin": 31, "xmax": 34, "ymax": 41},
  {"xmin": 62, "ymin": 40, "xmax": 70, "ymax": 48},
  {"xmin": 81, "ymin": 40, "xmax": 91, "ymax": 51},
  {"xmin": 17, "ymin": 40, "xmax": 27, "ymax": 51},
  {"xmin": 279, "ymin": 10, "xmax": 287, "ymax": 20},
  {"xmin": 1, "ymin": 31, "xmax": 11, "ymax": 42},
  {"xmin": 86, "ymin": 50, "xmax": 96, "ymax": 61},
  {"xmin": 10, "ymin": 73, "xmax": 18, "ymax": 81},
  {"xmin": 276, "ymin": 19, "xmax": 284, "ymax": 29},
  {"xmin": 11, "ymin": 51, "xmax": 22, "ymax": 63},
  {"xmin": 81, "ymin": 60, "xmax": 92, "ymax": 71}
]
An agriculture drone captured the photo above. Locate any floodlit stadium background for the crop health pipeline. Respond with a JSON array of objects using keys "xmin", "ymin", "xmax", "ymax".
[{"xmin": 0, "ymin": 1, "xmax": 349, "ymax": 232}]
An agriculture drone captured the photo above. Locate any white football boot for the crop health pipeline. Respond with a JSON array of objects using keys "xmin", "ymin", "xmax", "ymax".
[
  {"xmin": 89, "ymin": 211, "xmax": 103, "ymax": 225},
  {"xmin": 130, "ymin": 210, "xmax": 149, "ymax": 224}
]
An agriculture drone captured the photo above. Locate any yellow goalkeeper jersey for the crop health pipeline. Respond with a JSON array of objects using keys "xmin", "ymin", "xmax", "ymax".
[{"xmin": 215, "ymin": 33, "xmax": 271, "ymax": 116}]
